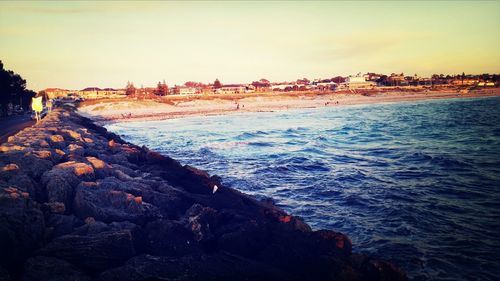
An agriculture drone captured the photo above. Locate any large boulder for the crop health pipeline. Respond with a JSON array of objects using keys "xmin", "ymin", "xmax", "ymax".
[
  {"xmin": 0, "ymin": 187, "xmax": 44, "ymax": 274},
  {"xmin": 145, "ymin": 219, "xmax": 200, "ymax": 256},
  {"xmin": 21, "ymin": 256, "xmax": 91, "ymax": 281},
  {"xmin": 98, "ymin": 253, "xmax": 290, "ymax": 281},
  {"xmin": 37, "ymin": 230, "xmax": 136, "ymax": 272},
  {"xmin": 45, "ymin": 214, "xmax": 84, "ymax": 240},
  {"xmin": 0, "ymin": 151, "xmax": 53, "ymax": 180},
  {"xmin": 73, "ymin": 181, "xmax": 160, "ymax": 225},
  {"xmin": 41, "ymin": 161, "xmax": 95, "ymax": 208},
  {"xmin": 0, "ymin": 163, "xmax": 36, "ymax": 197}
]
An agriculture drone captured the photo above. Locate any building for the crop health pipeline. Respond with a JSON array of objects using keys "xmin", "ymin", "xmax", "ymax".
[
  {"xmin": 43, "ymin": 88, "xmax": 71, "ymax": 99},
  {"xmin": 78, "ymin": 87, "xmax": 125, "ymax": 99},
  {"xmin": 387, "ymin": 73, "xmax": 406, "ymax": 86},
  {"xmin": 451, "ymin": 79, "xmax": 479, "ymax": 86},
  {"xmin": 216, "ymin": 84, "xmax": 248, "ymax": 94},
  {"xmin": 339, "ymin": 75, "xmax": 377, "ymax": 90},
  {"xmin": 173, "ymin": 86, "xmax": 198, "ymax": 95}
]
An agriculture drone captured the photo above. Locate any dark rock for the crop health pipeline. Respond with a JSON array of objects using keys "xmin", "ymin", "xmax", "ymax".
[
  {"xmin": 73, "ymin": 220, "xmax": 146, "ymax": 254},
  {"xmin": 37, "ymin": 230, "xmax": 136, "ymax": 272},
  {"xmin": 41, "ymin": 161, "xmax": 95, "ymax": 208},
  {"xmin": 141, "ymin": 186, "xmax": 194, "ymax": 219},
  {"xmin": 45, "ymin": 214, "xmax": 84, "ymax": 239},
  {"xmin": 0, "ymin": 266, "xmax": 11, "ymax": 281},
  {"xmin": 0, "ymin": 164, "xmax": 36, "ymax": 197},
  {"xmin": 349, "ymin": 254, "xmax": 408, "ymax": 281},
  {"xmin": 0, "ymin": 151, "xmax": 53, "ymax": 180},
  {"xmin": 86, "ymin": 157, "xmax": 112, "ymax": 179},
  {"xmin": 145, "ymin": 219, "xmax": 200, "ymax": 256},
  {"xmin": 98, "ymin": 253, "xmax": 291, "ymax": 281},
  {"xmin": 21, "ymin": 256, "xmax": 92, "ymax": 281},
  {"xmin": 0, "ymin": 187, "xmax": 45, "ymax": 274},
  {"xmin": 73, "ymin": 181, "xmax": 161, "ymax": 225}
]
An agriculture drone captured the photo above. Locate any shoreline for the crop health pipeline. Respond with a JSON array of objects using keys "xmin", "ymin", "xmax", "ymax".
[
  {"xmin": 0, "ymin": 108, "xmax": 407, "ymax": 280},
  {"xmin": 78, "ymin": 89, "xmax": 500, "ymax": 125}
]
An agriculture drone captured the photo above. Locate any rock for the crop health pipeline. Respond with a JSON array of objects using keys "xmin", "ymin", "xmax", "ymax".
[
  {"xmin": 21, "ymin": 256, "xmax": 91, "ymax": 281},
  {"xmin": 98, "ymin": 253, "xmax": 291, "ymax": 281},
  {"xmin": 61, "ymin": 129, "xmax": 83, "ymax": 142},
  {"xmin": 37, "ymin": 230, "xmax": 136, "ymax": 272},
  {"xmin": 0, "ymin": 151, "xmax": 53, "ymax": 180},
  {"xmin": 73, "ymin": 181, "xmax": 160, "ymax": 225},
  {"xmin": 43, "ymin": 202, "xmax": 66, "ymax": 214},
  {"xmin": 145, "ymin": 219, "xmax": 200, "ymax": 256},
  {"xmin": 0, "ymin": 165, "xmax": 36, "ymax": 197},
  {"xmin": 349, "ymin": 254, "xmax": 408, "ymax": 281},
  {"xmin": 183, "ymin": 204, "xmax": 218, "ymax": 243},
  {"xmin": 0, "ymin": 187, "xmax": 44, "ymax": 274},
  {"xmin": 86, "ymin": 157, "xmax": 112, "ymax": 179},
  {"xmin": 45, "ymin": 214, "xmax": 84, "ymax": 240},
  {"xmin": 66, "ymin": 144, "xmax": 85, "ymax": 156},
  {"xmin": 72, "ymin": 220, "xmax": 146, "ymax": 254},
  {"xmin": 141, "ymin": 187, "xmax": 193, "ymax": 219},
  {"xmin": 48, "ymin": 135, "xmax": 65, "ymax": 149},
  {"xmin": 0, "ymin": 266, "xmax": 12, "ymax": 281},
  {"xmin": 41, "ymin": 161, "xmax": 95, "ymax": 208}
]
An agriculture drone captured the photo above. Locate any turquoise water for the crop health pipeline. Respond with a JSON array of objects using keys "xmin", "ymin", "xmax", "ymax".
[{"xmin": 106, "ymin": 97, "xmax": 500, "ymax": 280}]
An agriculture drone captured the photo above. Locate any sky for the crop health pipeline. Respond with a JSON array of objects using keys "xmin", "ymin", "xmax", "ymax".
[{"xmin": 1, "ymin": 1, "xmax": 499, "ymax": 91}]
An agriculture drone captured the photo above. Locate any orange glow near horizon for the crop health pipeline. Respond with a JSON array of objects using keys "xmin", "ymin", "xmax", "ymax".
[{"xmin": 1, "ymin": 1, "xmax": 499, "ymax": 91}]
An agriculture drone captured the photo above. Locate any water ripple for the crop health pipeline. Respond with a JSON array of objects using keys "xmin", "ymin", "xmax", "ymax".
[{"xmin": 106, "ymin": 97, "xmax": 500, "ymax": 281}]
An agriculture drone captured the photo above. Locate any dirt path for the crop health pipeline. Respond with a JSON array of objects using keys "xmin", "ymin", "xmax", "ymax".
[{"xmin": 0, "ymin": 115, "xmax": 35, "ymax": 144}]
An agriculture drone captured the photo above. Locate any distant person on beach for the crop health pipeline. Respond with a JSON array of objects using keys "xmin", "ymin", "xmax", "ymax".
[{"xmin": 46, "ymin": 99, "xmax": 53, "ymax": 112}]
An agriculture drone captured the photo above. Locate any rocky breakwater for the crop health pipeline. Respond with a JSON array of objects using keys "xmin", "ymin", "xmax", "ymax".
[{"xmin": 0, "ymin": 108, "xmax": 407, "ymax": 281}]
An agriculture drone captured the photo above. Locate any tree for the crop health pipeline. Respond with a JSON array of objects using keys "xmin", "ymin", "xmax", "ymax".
[
  {"xmin": 0, "ymin": 60, "xmax": 35, "ymax": 114},
  {"xmin": 155, "ymin": 81, "xmax": 168, "ymax": 96},
  {"xmin": 125, "ymin": 81, "xmax": 136, "ymax": 95},
  {"xmin": 213, "ymin": 79, "xmax": 222, "ymax": 89}
]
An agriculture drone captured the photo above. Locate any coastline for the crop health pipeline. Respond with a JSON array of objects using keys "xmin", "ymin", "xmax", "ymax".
[
  {"xmin": 0, "ymin": 107, "xmax": 407, "ymax": 280},
  {"xmin": 78, "ymin": 89, "xmax": 500, "ymax": 125}
]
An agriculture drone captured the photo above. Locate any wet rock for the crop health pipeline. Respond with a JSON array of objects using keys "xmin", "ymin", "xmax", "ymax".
[
  {"xmin": 0, "ymin": 187, "xmax": 44, "ymax": 273},
  {"xmin": 349, "ymin": 254, "xmax": 408, "ymax": 281},
  {"xmin": 21, "ymin": 256, "xmax": 91, "ymax": 281},
  {"xmin": 37, "ymin": 230, "xmax": 136, "ymax": 272}
]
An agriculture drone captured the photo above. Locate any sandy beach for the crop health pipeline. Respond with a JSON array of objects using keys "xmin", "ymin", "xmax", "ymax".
[{"xmin": 78, "ymin": 88, "xmax": 500, "ymax": 124}]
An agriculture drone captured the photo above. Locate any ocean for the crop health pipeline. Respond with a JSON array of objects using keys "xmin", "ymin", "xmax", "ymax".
[{"xmin": 105, "ymin": 96, "xmax": 500, "ymax": 281}]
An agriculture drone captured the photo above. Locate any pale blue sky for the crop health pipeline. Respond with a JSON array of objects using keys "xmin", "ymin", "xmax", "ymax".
[{"xmin": 1, "ymin": 1, "xmax": 499, "ymax": 90}]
